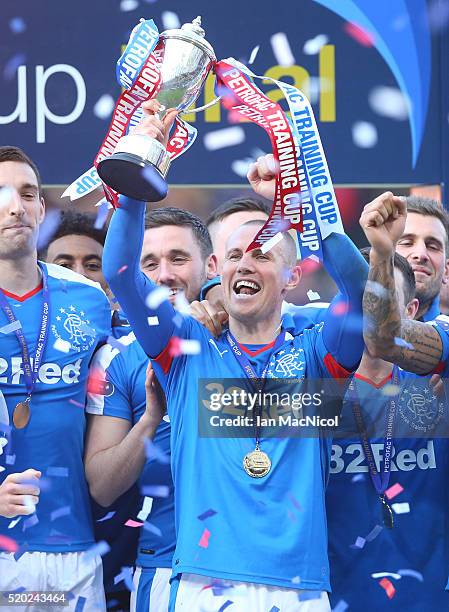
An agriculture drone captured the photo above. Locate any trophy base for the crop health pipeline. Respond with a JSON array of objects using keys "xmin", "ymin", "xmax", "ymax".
[{"xmin": 97, "ymin": 153, "xmax": 168, "ymax": 202}]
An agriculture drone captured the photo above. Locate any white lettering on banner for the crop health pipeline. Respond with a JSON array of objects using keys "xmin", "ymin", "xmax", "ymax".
[
  {"xmin": 329, "ymin": 441, "xmax": 437, "ymax": 474},
  {"xmin": 0, "ymin": 357, "xmax": 82, "ymax": 385},
  {"xmin": 0, "ymin": 66, "xmax": 27, "ymax": 125}
]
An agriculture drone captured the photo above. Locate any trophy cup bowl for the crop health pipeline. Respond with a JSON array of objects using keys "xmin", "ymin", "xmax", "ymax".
[{"xmin": 97, "ymin": 17, "xmax": 216, "ymax": 202}]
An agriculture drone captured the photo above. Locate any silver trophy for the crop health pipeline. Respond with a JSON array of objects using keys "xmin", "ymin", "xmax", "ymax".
[{"xmin": 97, "ymin": 16, "xmax": 216, "ymax": 202}]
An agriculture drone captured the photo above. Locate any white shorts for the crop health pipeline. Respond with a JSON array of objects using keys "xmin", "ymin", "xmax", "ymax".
[
  {"xmin": 130, "ymin": 566, "xmax": 171, "ymax": 612},
  {"xmin": 171, "ymin": 573, "xmax": 330, "ymax": 612},
  {"xmin": 0, "ymin": 550, "xmax": 106, "ymax": 612}
]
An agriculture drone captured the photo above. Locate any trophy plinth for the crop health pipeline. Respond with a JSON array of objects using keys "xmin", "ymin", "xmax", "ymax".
[{"xmin": 97, "ymin": 16, "xmax": 216, "ymax": 202}]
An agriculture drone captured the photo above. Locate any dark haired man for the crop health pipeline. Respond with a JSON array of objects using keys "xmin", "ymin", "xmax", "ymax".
[{"xmin": 0, "ymin": 146, "xmax": 110, "ymax": 610}]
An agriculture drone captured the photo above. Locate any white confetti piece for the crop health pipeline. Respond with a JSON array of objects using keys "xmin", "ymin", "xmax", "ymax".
[
  {"xmin": 179, "ymin": 339, "xmax": 201, "ymax": 355},
  {"xmin": 0, "ymin": 187, "xmax": 13, "ymax": 208},
  {"xmin": 231, "ymin": 159, "xmax": 252, "ymax": 178},
  {"xmin": 50, "ymin": 505, "xmax": 71, "ymax": 521},
  {"xmin": 147, "ymin": 316, "xmax": 160, "ymax": 326},
  {"xmin": 36, "ymin": 209, "xmax": 61, "ymax": 251},
  {"xmin": 270, "ymin": 32, "xmax": 295, "ymax": 66},
  {"xmin": 143, "ymin": 521, "xmax": 162, "ymax": 536},
  {"xmin": 204, "ymin": 127, "xmax": 246, "ymax": 151},
  {"xmin": 365, "ymin": 524, "xmax": 383, "ymax": 542},
  {"xmin": 307, "ymin": 290, "xmax": 321, "ymax": 301},
  {"xmin": 141, "ymin": 484, "xmax": 170, "ymax": 497},
  {"xmin": 9, "ymin": 17, "xmax": 26, "ymax": 34},
  {"xmin": 368, "ymin": 86, "xmax": 409, "ymax": 121},
  {"xmin": 85, "ymin": 540, "xmax": 111, "ymax": 559},
  {"xmin": 161, "ymin": 11, "xmax": 181, "ymax": 29},
  {"xmin": 172, "ymin": 313, "xmax": 183, "ymax": 328},
  {"xmin": 94, "ymin": 94, "xmax": 115, "ymax": 120},
  {"xmin": 351, "ymin": 473, "xmax": 365, "ymax": 483},
  {"xmin": 291, "ymin": 576, "xmax": 301, "ymax": 584},
  {"xmin": 249, "ymin": 45, "xmax": 260, "ymax": 64},
  {"xmin": 394, "ymin": 337, "xmax": 414, "ymax": 350},
  {"xmin": 137, "ymin": 496, "xmax": 154, "ymax": 522},
  {"xmin": 391, "ymin": 502, "xmax": 410, "ymax": 515},
  {"xmin": 382, "ymin": 384, "xmax": 401, "ymax": 397},
  {"xmin": 0, "ymin": 320, "xmax": 22, "ymax": 335},
  {"xmin": 146, "ymin": 286, "xmax": 171, "ymax": 309},
  {"xmin": 8, "ymin": 517, "xmax": 21, "ymax": 529},
  {"xmin": 120, "ymin": 0, "xmax": 138, "ymax": 11},
  {"xmin": 397, "ymin": 569, "xmax": 423, "ymax": 582},
  {"xmin": 371, "ymin": 572, "xmax": 402, "ymax": 580},
  {"xmin": 174, "ymin": 292, "xmax": 191, "ymax": 315},
  {"xmin": 332, "ymin": 601, "xmax": 349, "ymax": 612},
  {"xmin": 22, "ymin": 514, "xmax": 39, "ymax": 531},
  {"xmin": 352, "ymin": 121, "xmax": 378, "ymax": 148},
  {"xmin": 53, "ymin": 338, "xmax": 71, "ymax": 353},
  {"xmin": 260, "ymin": 232, "xmax": 283, "ymax": 254},
  {"xmin": 303, "ymin": 34, "xmax": 329, "ymax": 55},
  {"xmin": 351, "ymin": 536, "xmax": 366, "ymax": 549}
]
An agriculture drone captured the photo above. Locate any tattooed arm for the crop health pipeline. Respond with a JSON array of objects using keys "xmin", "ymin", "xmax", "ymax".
[{"xmin": 363, "ymin": 250, "xmax": 442, "ymax": 373}]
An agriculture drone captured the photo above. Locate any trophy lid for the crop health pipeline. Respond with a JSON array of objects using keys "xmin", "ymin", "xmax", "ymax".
[{"xmin": 160, "ymin": 16, "xmax": 216, "ymax": 61}]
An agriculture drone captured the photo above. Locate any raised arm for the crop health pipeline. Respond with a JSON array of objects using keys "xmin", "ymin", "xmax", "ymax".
[{"xmin": 361, "ymin": 192, "xmax": 443, "ymax": 374}]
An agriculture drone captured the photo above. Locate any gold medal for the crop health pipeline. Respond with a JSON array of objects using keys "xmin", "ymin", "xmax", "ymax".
[
  {"xmin": 243, "ymin": 448, "xmax": 271, "ymax": 478},
  {"xmin": 13, "ymin": 398, "xmax": 31, "ymax": 429}
]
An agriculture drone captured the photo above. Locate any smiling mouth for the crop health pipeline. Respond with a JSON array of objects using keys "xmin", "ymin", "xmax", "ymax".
[{"xmin": 233, "ymin": 280, "xmax": 261, "ymax": 296}]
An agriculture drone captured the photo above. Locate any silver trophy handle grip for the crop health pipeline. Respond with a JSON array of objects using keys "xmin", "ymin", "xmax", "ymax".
[{"xmin": 188, "ymin": 96, "xmax": 222, "ymax": 114}]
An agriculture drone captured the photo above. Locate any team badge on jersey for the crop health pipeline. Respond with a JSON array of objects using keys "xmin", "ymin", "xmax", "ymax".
[
  {"xmin": 51, "ymin": 304, "xmax": 98, "ymax": 352},
  {"xmin": 266, "ymin": 347, "xmax": 305, "ymax": 378},
  {"xmin": 398, "ymin": 381, "xmax": 445, "ymax": 433}
]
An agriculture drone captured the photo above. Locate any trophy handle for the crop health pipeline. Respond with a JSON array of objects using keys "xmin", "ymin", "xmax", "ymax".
[{"xmin": 186, "ymin": 96, "xmax": 222, "ymax": 114}]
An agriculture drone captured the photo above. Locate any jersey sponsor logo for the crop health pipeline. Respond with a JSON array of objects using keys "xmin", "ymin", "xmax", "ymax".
[
  {"xmin": 267, "ymin": 347, "xmax": 305, "ymax": 378},
  {"xmin": 330, "ymin": 440, "xmax": 436, "ymax": 474},
  {"xmin": 51, "ymin": 304, "xmax": 97, "ymax": 352},
  {"xmin": 397, "ymin": 384, "xmax": 445, "ymax": 433},
  {"xmin": 0, "ymin": 356, "xmax": 82, "ymax": 385}
]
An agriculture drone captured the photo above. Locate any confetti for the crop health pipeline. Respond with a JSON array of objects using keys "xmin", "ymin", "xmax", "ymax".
[
  {"xmin": 218, "ymin": 602, "xmax": 234, "ymax": 612},
  {"xmin": 50, "ymin": 506, "xmax": 71, "ymax": 521},
  {"xmin": 394, "ymin": 337, "xmax": 414, "ymax": 349},
  {"xmin": 22, "ymin": 514, "xmax": 39, "ymax": 531},
  {"xmin": 385, "ymin": 483, "xmax": 404, "ymax": 500},
  {"xmin": 392, "ymin": 502, "xmax": 410, "ymax": 515},
  {"xmin": 261, "ymin": 232, "xmax": 283, "ymax": 254},
  {"xmin": 6, "ymin": 455, "xmax": 16, "ymax": 465},
  {"xmin": 170, "ymin": 337, "xmax": 201, "ymax": 357},
  {"xmin": 381, "ymin": 384, "xmax": 401, "ymax": 397},
  {"xmin": 269, "ymin": 608, "xmax": 280, "ymax": 612},
  {"xmin": 291, "ymin": 576, "xmax": 301, "ymax": 584},
  {"xmin": 84, "ymin": 540, "xmax": 111, "ymax": 559},
  {"xmin": 270, "ymin": 32, "xmax": 295, "ymax": 66},
  {"xmin": 248, "ymin": 45, "xmax": 260, "ymax": 65},
  {"xmin": 125, "ymin": 519, "xmax": 144, "ymax": 528},
  {"xmin": 94, "ymin": 200, "xmax": 110, "ymax": 229},
  {"xmin": 199, "ymin": 528, "xmax": 211, "ymax": 548},
  {"xmin": 428, "ymin": 0, "xmax": 449, "ymax": 32},
  {"xmin": 143, "ymin": 439, "xmax": 170, "ymax": 464},
  {"xmin": 351, "ymin": 474, "xmax": 365, "ymax": 483},
  {"xmin": 68, "ymin": 399, "xmax": 84, "ymax": 408},
  {"xmin": 351, "ymin": 536, "xmax": 366, "ymax": 549},
  {"xmin": 147, "ymin": 316, "xmax": 160, "ymax": 326},
  {"xmin": 198, "ymin": 509, "xmax": 217, "ymax": 521},
  {"xmin": 161, "ymin": 11, "xmax": 181, "ymax": 29},
  {"xmin": 172, "ymin": 313, "xmax": 183, "ymax": 328},
  {"xmin": 332, "ymin": 601, "xmax": 349, "ymax": 612},
  {"xmin": 0, "ymin": 535, "xmax": 19, "ymax": 552},
  {"xmin": 344, "ymin": 22, "xmax": 374, "ymax": 46},
  {"xmin": 94, "ymin": 95, "xmax": 115, "ymax": 120},
  {"xmin": 397, "ymin": 569, "xmax": 423, "ymax": 582},
  {"xmin": 204, "ymin": 127, "xmax": 245, "ymax": 151},
  {"xmin": 303, "ymin": 34, "xmax": 329, "ymax": 55},
  {"xmin": 352, "ymin": 121, "xmax": 378, "ymax": 148},
  {"xmin": 53, "ymin": 338, "xmax": 71, "ymax": 353},
  {"xmin": 141, "ymin": 485, "xmax": 170, "ymax": 497},
  {"xmin": 146, "ymin": 286, "xmax": 171, "ymax": 309},
  {"xmin": 96, "ymin": 511, "xmax": 116, "ymax": 523},
  {"xmin": 74, "ymin": 597, "xmax": 87, "ymax": 612},
  {"xmin": 299, "ymin": 591, "xmax": 322, "ymax": 601},
  {"xmin": 365, "ymin": 524, "xmax": 383, "ymax": 542},
  {"xmin": 120, "ymin": 0, "xmax": 138, "ymax": 11},
  {"xmin": 174, "ymin": 292, "xmax": 191, "ymax": 315},
  {"xmin": 9, "ymin": 17, "xmax": 26, "ymax": 34},
  {"xmin": 0, "ymin": 320, "xmax": 22, "ymax": 335},
  {"xmin": 0, "ymin": 187, "xmax": 14, "ymax": 208},
  {"xmin": 47, "ymin": 466, "xmax": 69, "ymax": 477},
  {"xmin": 8, "ymin": 518, "xmax": 21, "ymax": 529},
  {"xmin": 143, "ymin": 521, "xmax": 162, "ymax": 536},
  {"xmin": 117, "ymin": 265, "xmax": 128, "ymax": 275},
  {"xmin": 4, "ymin": 53, "xmax": 26, "ymax": 80},
  {"xmin": 36, "ymin": 209, "xmax": 61, "ymax": 251},
  {"xmin": 307, "ymin": 290, "xmax": 321, "ymax": 302},
  {"xmin": 372, "ymin": 572, "xmax": 401, "ymax": 580},
  {"xmin": 137, "ymin": 496, "xmax": 154, "ymax": 522},
  {"xmin": 378, "ymin": 577, "xmax": 396, "ymax": 599},
  {"xmin": 78, "ymin": 323, "xmax": 96, "ymax": 338},
  {"xmin": 368, "ymin": 87, "xmax": 409, "ymax": 121}
]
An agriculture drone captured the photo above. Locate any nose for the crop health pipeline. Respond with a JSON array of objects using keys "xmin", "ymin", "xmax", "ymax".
[
  {"xmin": 73, "ymin": 262, "xmax": 86, "ymax": 277},
  {"xmin": 6, "ymin": 188, "xmax": 25, "ymax": 217},
  {"xmin": 408, "ymin": 239, "xmax": 430, "ymax": 263},
  {"xmin": 157, "ymin": 259, "xmax": 176, "ymax": 285},
  {"xmin": 237, "ymin": 252, "xmax": 256, "ymax": 275}
]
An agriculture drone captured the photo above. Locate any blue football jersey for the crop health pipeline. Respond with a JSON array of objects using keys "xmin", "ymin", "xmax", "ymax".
[
  {"xmin": 0, "ymin": 263, "xmax": 110, "ymax": 551},
  {"xmin": 151, "ymin": 314, "xmax": 350, "ymax": 591},
  {"xmin": 86, "ymin": 334, "xmax": 175, "ymax": 569}
]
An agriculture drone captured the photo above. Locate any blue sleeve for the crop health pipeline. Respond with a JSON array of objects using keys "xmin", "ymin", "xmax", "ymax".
[
  {"xmin": 103, "ymin": 197, "xmax": 176, "ymax": 358},
  {"xmin": 321, "ymin": 233, "xmax": 367, "ymax": 371}
]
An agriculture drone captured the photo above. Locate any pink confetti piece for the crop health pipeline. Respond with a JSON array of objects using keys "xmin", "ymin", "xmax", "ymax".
[
  {"xmin": 69, "ymin": 399, "xmax": 85, "ymax": 408},
  {"xmin": 125, "ymin": 519, "xmax": 144, "ymax": 528},
  {"xmin": 379, "ymin": 577, "xmax": 396, "ymax": 599},
  {"xmin": 385, "ymin": 483, "xmax": 404, "ymax": 500},
  {"xmin": 117, "ymin": 265, "xmax": 128, "ymax": 275},
  {"xmin": 344, "ymin": 22, "xmax": 375, "ymax": 47},
  {"xmin": 0, "ymin": 535, "xmax": 19, "ymax": 552},
  {"xmin": 168, "ymin": 337, "xmax": 201, "ymax": 357},
  {"xmin": 199, "ymin": 528, "xmax": 211, "ymax": 548},
  {"xmin": 97, "ymin": 511, "xmax": 116, "ymax": 523}
]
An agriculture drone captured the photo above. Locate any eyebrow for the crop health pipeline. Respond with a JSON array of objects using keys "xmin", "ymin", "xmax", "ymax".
[
  {"xmin": 0, "ymin": 182, "xmax": 38, "ymax": 192},
  {"xmin": 400, "ymin": 233, "xmax": 444, "ymax": 246},
  {"xmin": 141, "ymin": 249, "xmax": 191, "ymax": 263},
  {"xmin": 54, "ymin": 254, "xmax": 101, "ymax": 261}
]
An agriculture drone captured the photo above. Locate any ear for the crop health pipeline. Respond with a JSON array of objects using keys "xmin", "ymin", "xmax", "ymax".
[
  {"xmin": 206, "ymin": 253, "xmax": 218, "ymax": 280},
  {"xmin": 284, "ymin": 265, "xmax": 302, "ymax": 292},
  {"xmin": 442, "ymin": 258, "xmax": 449, "ymax": 285},
  {"xmin": 38, "ymin": 196, "xmax": 46, "ymax": 225},
  {"xmin": 405, "ymin": 297, "xmax": 420, "ymax": 320}
]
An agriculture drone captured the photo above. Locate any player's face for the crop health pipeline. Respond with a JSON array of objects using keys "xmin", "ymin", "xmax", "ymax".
[
  {"xmin": 396, "ymin": 212, "xmax": 449, "ymax": 306},
  {"xmin": 0, "ymin": 161, "xmax": 44, "ymax": 257},
  {"xmin": 209, "ymin": 211, "xmax": 268, "ymax": 273},
  {"xmin": 141, "ymin": 225, "xmax": 215, "ymax": 304},
  {"xmin": 222, "ymin": 225, "xmax": 294, "ymax": 322},
  {"xmin": 46, "ymin": 234, "xmax": 108, "ymax": 292}
]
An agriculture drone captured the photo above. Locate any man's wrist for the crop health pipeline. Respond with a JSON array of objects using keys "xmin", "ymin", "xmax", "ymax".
[{"xmin": 369, "ymin": 247, "xmax": 395, "ymax": 266}]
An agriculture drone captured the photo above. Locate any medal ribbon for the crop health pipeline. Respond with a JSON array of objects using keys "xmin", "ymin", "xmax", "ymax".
[
  {"xmin": 225, "ymin": 329, "xmax": 286, "ymax": 444},
  {"xmin": 0, "ymin": 263, "xmax": 50, "ymax": 400},
  {"xmin": 347, "ymin": 366, "xmax": 399, "ymax": 496}
]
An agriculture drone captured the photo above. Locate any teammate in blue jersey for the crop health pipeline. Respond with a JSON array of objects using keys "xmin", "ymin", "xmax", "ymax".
[
  {"xmin": 0, "ymin": 147, "xmax": 110, "ymax": 610},
  {"xmin": 361, "ymin": 192, "xmax": 449, "ymax": 603},
  {"xmin": 85, "ymin": 206, "xmax": 218, "ymax": 612},
  {"xmin": 327, "ymin": 247, "xmax": 449, "ymax": 610},
  {"xmin": 101, "ymin": 102, "xmax": 372, "ymax": 610}
]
